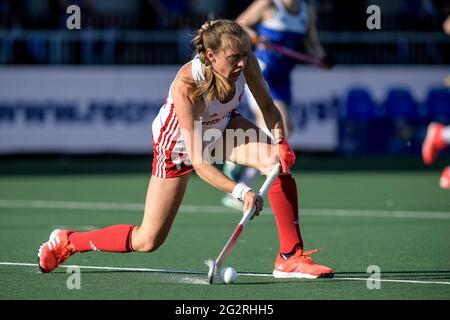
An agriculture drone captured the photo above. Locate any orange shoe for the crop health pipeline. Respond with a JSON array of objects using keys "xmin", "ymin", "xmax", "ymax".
[
  {"xmin": 38, "ymin": 229, "xmax": 76, "ymax": 273},
  {"xmin": 422, "ymin": 123, "xmax": 446, "ymax": 165},
  {"xmin": 440, "ymin": 167, "xmax": 450, "ymax": 189},
  {"xmin": 273, "ymin": 249, "xmax": 334, "ymax": 279}
]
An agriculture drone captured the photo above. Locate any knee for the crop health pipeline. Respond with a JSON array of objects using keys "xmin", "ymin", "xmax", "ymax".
[
  {"xmin": 134, "ymin": 239, "xmax": 164, "ymax": 253},
  {"xmin": 140, "ymin": 242, "xmax": 161, "ymax": 253},
  {"xmin": 131, "ymin": 229, "xmax": 166, "ymax": 253}
]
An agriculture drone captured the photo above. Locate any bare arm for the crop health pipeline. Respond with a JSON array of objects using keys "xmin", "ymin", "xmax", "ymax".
[
  {"xmin": 236, "ymin": 0, "xmax": 271, "ymax": 43},
  {"xmin": 244, "ymin": 52, "xmax": 285, "ymax": 142},
  {"xmin": 444, "ymin": 14, "xmax": 450, "ymax": 35},
  {"xmin": 171, "ymin": 70, "xmax": 236, "ymax": 194},
  {"xmin": 303, "ymin": 4, "xmax": 327, "ymax": 59}
]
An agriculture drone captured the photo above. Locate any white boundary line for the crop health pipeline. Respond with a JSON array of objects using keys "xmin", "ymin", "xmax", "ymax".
[
  {"xmin": 1, "ymin": 262, "xmax": 450, "ymax": 286},
  {"xmin": 1, "ymin": 199, "xmax": 450, "ymax": 219}
]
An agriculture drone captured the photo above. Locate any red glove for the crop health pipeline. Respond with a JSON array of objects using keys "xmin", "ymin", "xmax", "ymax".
[{"xmin": 275, "ymin": 138, "xmax": 296, "ymax": 173}]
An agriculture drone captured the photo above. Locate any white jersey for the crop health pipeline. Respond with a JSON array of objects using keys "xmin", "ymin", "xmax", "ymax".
[
  {"xmin": 260, "ymin": 0, "xmax": 309, "ymax": 34},
  {"xmin": 151, "ymin": 55, "xmax": 246, "ymax": 176}
]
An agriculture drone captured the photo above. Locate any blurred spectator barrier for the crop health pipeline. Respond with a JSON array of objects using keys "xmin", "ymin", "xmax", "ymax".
[
  {"xmin": 0, "ymin": 29, "xmax": 448, "ymax": 65},
  {"xmin": 0, "ymin": 65, "xmax": 447, "ymax": 155}
]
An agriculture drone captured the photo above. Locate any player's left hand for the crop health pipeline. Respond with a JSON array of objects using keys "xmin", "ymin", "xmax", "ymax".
[{"xmin": 276, "ymin": 138, "xmax": 296, "ymax": 173}]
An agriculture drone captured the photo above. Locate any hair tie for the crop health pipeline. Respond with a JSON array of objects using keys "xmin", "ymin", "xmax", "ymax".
[{"xmin": 201, "ymin": 20, "xmax": 216, "ymax": 31}]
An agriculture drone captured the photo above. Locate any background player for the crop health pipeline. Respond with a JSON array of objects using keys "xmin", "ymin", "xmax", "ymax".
[
  {"xmin": 222, "ymin": 0, "xmax": 334, "ymax": 210},
  {"xmin": 421, "ymin": 9, "xmax": 450, "ymax": 189},
  {"xmin": 422, "ymin": 123, "xmax": 450, "ymax": 189}
]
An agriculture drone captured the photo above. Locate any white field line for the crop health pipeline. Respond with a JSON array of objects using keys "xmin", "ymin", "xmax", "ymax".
[
  {"xmin": 0, "ymin": 199, "xmax": 450, "ymax": 219},
  {"xmin": 1, "ymin": 262, "xmax": 450, "ymax": 286}
]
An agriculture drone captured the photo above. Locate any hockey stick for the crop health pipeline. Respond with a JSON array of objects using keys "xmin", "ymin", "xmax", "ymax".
[
  {"xmin": 205, "ymin": 163, "xmax": 281, "ymax": 284},
  {"xmin": 266, "ymin": 43, "xmax": 326, "ymax": 68}
]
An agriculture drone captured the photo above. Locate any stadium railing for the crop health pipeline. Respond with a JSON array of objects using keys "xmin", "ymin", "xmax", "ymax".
[{"xmin": 0, "ymin": 29, "xmax": 448, "ymax": 65}]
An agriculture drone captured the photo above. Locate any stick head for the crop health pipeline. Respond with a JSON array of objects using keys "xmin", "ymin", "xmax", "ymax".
[{"xmin": 205, "ymin": 259, "xmax": 217, "ymax": 284}]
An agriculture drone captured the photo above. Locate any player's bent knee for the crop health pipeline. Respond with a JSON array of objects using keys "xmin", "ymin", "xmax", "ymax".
[
  {"xmin": 132, "ymin": 232, "xmax": 166, "ymax": 253},
  {"xmin": 134, "ymin": 239, "xmax": 164, "ymax": 253}
]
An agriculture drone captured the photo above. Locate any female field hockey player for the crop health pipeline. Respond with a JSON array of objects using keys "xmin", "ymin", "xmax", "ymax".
[
  {"xmin": 38, "ymin": 19, "xmax": 333, "ymax": 279},
  {"xmin": 222, "ymin": 0, "xmax": 334, "ymax": 209}
]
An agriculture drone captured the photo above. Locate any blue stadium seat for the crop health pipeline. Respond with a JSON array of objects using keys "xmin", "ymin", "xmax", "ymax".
[
  {"xmin": 382, "ymin": 87, "xmax": 423, "ymax": 154},
  {"xmin": 383, "ymin": 87, "xmax": 419, "ymax": 119},
  {"xmin": 340, "ymin": 87, "xmax": 388, "ymax": 154},
  {"xmin": 344, "ymin": 87, "xmax": 378, "ymax": 119},
  {"xmin": 425, "ymin": 88, "xmax": 450, "ymax": 120}
]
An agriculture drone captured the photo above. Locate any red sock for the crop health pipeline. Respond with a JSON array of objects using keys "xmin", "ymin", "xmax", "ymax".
[
  {"xmin": 268, "ymin": 175, "xmax": 303, "ymax": 255},
  {"xmin": 68, "ymin": 224, "xmax": 135, "ymax": 253},
  {"xmin": 435, "ymin": 125, "xmax": 446, "ymax": 149}
]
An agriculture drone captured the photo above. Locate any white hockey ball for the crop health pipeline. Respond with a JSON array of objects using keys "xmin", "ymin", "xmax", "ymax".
[{"xmin": 220, "ymin": 267, "xmax": 237, "ymax": 284}]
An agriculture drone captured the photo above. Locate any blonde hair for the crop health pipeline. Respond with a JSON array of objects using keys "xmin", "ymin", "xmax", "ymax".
[{"xmin": 192, "ymin": 19, "xmax": 251, "ymax": 104}]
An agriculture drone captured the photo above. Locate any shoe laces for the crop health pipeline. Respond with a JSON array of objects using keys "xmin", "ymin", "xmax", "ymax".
[
  {"xmin": 54, "ymin": 243, "xmax": 75, "ymax": 265},
  {"xmin": 293, "ymin": 249, "xmax": 320, "ymax": 263}
]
